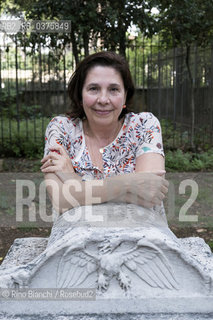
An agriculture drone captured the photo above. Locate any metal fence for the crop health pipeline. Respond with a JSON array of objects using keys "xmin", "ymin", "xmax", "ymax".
[
  {"xmin": 0, "ymin": 34, "xmax": 213, "ymax": 153},
  {"xmin": 141, "ymin": 44, "xmax": 213, "ymax": 149}
]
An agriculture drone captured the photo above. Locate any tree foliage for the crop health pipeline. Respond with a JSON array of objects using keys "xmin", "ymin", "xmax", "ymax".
[
  {"xmin": 155, "ymin": 0, "xmax": 213, "ymax": 47},
  {"xmin": 2, "ymin": 0, "xmax": 213, "ymax": 57},
  {"xmin": 3, "ymin": 0, "xmax": 156, "ymax": 63}
]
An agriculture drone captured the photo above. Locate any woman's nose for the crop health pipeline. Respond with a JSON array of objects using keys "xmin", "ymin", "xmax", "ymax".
[{"xmin": 98, "ymin": 90, "xmax": 109, "ymax": 104}]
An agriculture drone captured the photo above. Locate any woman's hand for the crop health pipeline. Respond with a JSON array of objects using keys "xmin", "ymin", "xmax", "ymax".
[
  {"xmin": 40, "ymin": 145, "xmax": 74, "ymax": 174},
  {"xmin": 126, "ymin": 171, "xmax": 169, "ymax": 208}
]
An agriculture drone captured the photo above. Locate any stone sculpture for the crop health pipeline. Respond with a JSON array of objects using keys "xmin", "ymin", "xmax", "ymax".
[{"xmin": 0, "ymin": 203, "xmax": 213, "ymax": 315}]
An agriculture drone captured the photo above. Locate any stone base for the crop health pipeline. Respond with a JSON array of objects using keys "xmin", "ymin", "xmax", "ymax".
[
  {"xmin": 0, "ymin": 314, "xmax": 213, "ymax": 320},
  {"xmin": 0, "ymin": 297, "xmax": 213, "ymax": 315},
  {"xmin": 0, "ymin": 235, "xmax": 213, "ymax": 316},
  {"xmin": 0, "ymin": 203, "xmax": 213, "ymax": 317}
]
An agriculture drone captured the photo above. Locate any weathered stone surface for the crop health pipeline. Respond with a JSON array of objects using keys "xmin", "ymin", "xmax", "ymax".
[
  {"xmin": 0, "ymin": 203, "xmax": 212, "ymax": 315},
  {"xmin": 0, "ymin": 238, "xmax": 48, "ymax": 269},
  {"xmin": 0, "ymin": 313, "xmax": 213, "ymax": 320}
]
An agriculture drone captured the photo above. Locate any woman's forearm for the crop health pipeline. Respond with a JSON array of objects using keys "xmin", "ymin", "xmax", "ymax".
[
  {"xmin": 44, "ymin": 171, "xmax": 168, "ymax": 213},
  {"xmin": 45, "ymin": 171, "xmax": 130, "ymax": 213}
]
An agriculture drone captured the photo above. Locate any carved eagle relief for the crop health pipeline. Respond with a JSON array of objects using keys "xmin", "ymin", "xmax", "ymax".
[{"xmin": 56, "ymin": 237, "xmax": 179, "ymax": 292}]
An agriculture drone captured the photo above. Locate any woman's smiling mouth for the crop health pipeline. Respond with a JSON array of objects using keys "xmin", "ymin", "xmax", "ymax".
[{"xmin": 93, "ymin": 109, "xmax": 113, "ymax": 115}]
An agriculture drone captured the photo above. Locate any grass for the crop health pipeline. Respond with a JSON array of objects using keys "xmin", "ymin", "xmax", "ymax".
[
  {"xmin": 0, "ymin": 117, "xmax": 50, "ymax": 139},
  {"xmin": 165, "ymin": 172, "xmax": 213, "ymax": 232}
]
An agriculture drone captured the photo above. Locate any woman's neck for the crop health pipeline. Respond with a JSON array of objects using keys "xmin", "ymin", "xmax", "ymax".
[{"xmin": 83, "ymin": 119, "xmax": 123, "ymax": 146}]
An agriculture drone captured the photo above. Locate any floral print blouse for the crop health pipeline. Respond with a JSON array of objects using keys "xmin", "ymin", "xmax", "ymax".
[{"xmin": 44, "ymin": 112, "xmax": 164, "ymax": 181}]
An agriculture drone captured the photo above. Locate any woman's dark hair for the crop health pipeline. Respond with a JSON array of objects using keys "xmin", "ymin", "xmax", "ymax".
[{"xmin": 67, "ymin": 51, "xmax": 135, "ymax": 120}]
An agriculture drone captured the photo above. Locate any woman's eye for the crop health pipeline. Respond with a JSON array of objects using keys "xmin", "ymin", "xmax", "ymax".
[
  {"xmin": 110, "ymin": 87, "xmax": 119, "ymax": 92},
  {"xmin": 89, "ymin": 87, "xmax": 98, "ymax": 91}
]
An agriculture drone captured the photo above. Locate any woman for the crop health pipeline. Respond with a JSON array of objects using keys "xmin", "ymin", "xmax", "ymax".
[{"xmin": 41, "ymin": 51, "xmax": 169, "ymax": 215}]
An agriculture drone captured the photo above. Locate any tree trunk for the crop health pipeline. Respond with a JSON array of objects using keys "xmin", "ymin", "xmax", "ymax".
[
  {"xmin": 119, "ymin": 28, "xmax": 126, "ymax": 58},
  {"xmin": 83, "ymin": 30, "xmax": 89, "ymax": 57},
  {"xmin": 71, "ymin": 23, "xmax": 79, "ymax": 66},
  {"xmin": 39, "ymin": 44, "xmax": 42, "ymax": 86},
  {"xmin": 118, "ymin": 1, "xmax": 126, "ymax": 57},
  {"xmin": 0, "ymin": 46, "xmax": 1, "ymax": 90},
  {"xmin": 185, "ymin": 45, "xmax": 195, "ymax": 150}
]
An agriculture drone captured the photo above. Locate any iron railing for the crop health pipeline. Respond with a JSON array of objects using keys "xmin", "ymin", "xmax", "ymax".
[{"xmin": 0, "ymin": 34, "xmax": 213, "ymax": 152}]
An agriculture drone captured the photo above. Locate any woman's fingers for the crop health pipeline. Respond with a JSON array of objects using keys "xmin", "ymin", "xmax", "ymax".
[
  {"xmin": 158, "ymin": 192, "xmax": 166, "ymax": 201},
  {"xmin": 41, "ymin": 146, "xmax": 68, "ymax": 172},
  {"xmin": 41, "ymin": 147, "xmax": 74, "ymax": 174},
  {"xmin": 132, "ymin": 173, "xmax": 169, "ymax": 205},
  {"xmin": 40, "ymin": 158, "xmax": 55, "ymax": 170},
  {"xmin": 41, "ymin": 151, "xmax": 63, "ymax": 164},
  {"xmin": 144, "ymin": 170, "xmax": 166, "ymax": 176},
  {"xmin": 40, "ymin": 151, "xmax": 63, "ymax": 170},
  {"xmin": 41, "ymin": 155, "xmax": 48, "ymax": 163},
  {"xmin": 161, "ymin": 185, "xmax": 169, "ymax": 195},
  {"xmin": 139, "ymin": 198, "xmax": 161, "ymax": 208},
  {"xmin": 41, "ymin": 154, "xmax": 59, "ymax": 164},
  {"xmin": 41, "ymin": 165, "xmax": 60, "ymax": 173},
  {"xmin": 163, "ymin": 179, "xmax": 169, "ymax": 188}
]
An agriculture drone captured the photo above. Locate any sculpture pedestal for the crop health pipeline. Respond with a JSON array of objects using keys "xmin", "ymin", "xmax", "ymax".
[{"xmin": 0, "ymin": 203, "xmax": 213, "ymax": 316}]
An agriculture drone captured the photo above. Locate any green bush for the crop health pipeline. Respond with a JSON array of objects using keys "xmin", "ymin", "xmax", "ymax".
[
  {"xmin": 165, "ymin": 149, "xmax": 213, "ymax": 172},
  {"xmin": 0, "ymin": 116, "xmax": 50, "ymax": 158},
  {"xmin": 0, "ymin": 136, "xmax": 44, "ymax": 159},
  {"xmin": 165, "ymin": 150, "xmax": 191, "ymax": 171},
  {"xmin": 1, "ymin": 136, "xmax": 213, "ymax": 171},
  {"xmin": 1, "ymin": 89, "xmax": 42, "ymax": 119},
  {"xmin": 161, "ymin": 118, "xmax": 212, "ymax": 152},
  {"xmin": 0, "ymin": 90, "xmax": 17, "ymax": 117}
]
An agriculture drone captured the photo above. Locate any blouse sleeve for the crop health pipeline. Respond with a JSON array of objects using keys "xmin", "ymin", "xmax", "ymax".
[
  {"xmin": 135, "ymin": 112, "xmax": 164, "ymax": 158},
  {"xmin": 44, "ymin": 116, "xmax": 71, "ymax": 156}
]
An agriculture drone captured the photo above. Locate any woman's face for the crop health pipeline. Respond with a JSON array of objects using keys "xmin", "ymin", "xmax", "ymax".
[{"xmin": 82, "ymin": 66, "xmax": 126, "ymax": 127}]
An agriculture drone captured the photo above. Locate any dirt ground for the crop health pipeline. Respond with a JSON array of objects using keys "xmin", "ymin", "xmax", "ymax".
[{"xmin": 0, "ymin": 158, "xmax": 213, "ymax": 264}]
